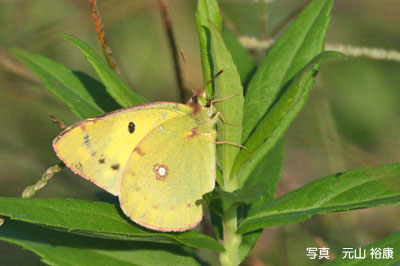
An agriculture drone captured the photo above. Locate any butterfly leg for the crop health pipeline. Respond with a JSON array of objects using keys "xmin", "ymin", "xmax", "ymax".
[
  {"xmin": 215, "ymin": 140, "xmax": 250, "ymax": 152},
  {"xmin": 211, "ymin": 112, "xmax": 242, "ymax": 127},
  {"xmin": 209, "ymin": 94, "xmax": 239, "ymax": 110}
]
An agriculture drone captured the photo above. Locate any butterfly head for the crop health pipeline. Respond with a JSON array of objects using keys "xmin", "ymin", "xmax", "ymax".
[{"xmin": 187, "ymin": 89, "xmax": 216, "ymax": 117}]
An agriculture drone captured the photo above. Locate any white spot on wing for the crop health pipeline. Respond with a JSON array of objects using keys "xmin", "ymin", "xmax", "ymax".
[
  {"xmin": 162, "ymin": 112, "xmax": 168, "ymax": 121},
  {"xmin": 159, "ymin": 167, "xmax": 166, "ymax": 176},
  {"xmin": 154, "ymin": 164, "xmax": 168, "ymax": 180}
]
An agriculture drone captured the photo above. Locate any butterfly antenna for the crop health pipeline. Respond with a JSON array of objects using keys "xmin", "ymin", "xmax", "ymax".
[
  {"xmin": 180, "ymin": 49, "xmax": 195, "ymax": 94},
  {"xmin": 199, "ymin": 69, "xmax": 224, "ymax": 92}
]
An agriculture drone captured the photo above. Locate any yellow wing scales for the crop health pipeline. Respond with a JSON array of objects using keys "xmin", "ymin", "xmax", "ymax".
[
  {"xmin": 53, "ymin": 103, "xmax": 193, "ymax": 195},
  {"xmin": 120, "ymin": 110, "xmax": 216, "ymax": 232}
]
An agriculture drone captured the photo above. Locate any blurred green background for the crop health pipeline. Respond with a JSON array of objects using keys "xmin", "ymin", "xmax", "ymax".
[{"xmin": 0, "ymin": 0, "xmax": 399, "ymax": 265}]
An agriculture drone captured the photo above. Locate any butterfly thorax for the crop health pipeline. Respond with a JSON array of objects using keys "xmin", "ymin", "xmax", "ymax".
[
  {"xmin": 193, "ymin": 106, "xmax": 216, "ymax": 137},
  {"xmin": 187, "ymin": 94, "xmax": 217, "ymax": 138}
]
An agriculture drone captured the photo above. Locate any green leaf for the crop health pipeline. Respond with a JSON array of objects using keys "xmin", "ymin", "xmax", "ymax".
[
  {"xmin": 210, "ymin": 210, "xmax": 223, "ymax": 241},
  {"xmin": 204, "ymin": 186, "xmax": 264, "ymax": 214},
  {"xmin": 238, "ymin": 163, "xmax": 400, "ymax": 234},
  {"xmin": 234, "ymin": 51, "xmax": 344, "ymax": 187},
  {"xmin": 206, "ymin": 143, "xmax": 285, "ymax": 262},
  {"xmin": 0, "ymin": 198, "xmax": 223, "ymax": 251},
  {"xmin": 238, "ymin": 140, "xmax": 285, "ymax": 263},
  {"xmin": 222, "ymin": 29, "xmax": 256, "ymax": 86},
  {"xmin": 209, "ymin": 24, "xmax": 244, "ymax": 186},
  {"xmin": 239, "ymin": 230, "xmax": 263, "ymax": 264},
  {"xmin": 323, "ymin": 231, "xmax": 400, "ymax": 265},
  {"xmin": 10, "ymin": 48, "xmax": 113, "ymax": 119},
  {"xmin": 242, "ymin": 0, "xmax": 334, "ymax": 142},
  {"xmin": 243, "ymin": 139, "xmax": 286, "ymax": 212},
  {"xmin": 59, "ymin": 34, "xmax": 148, "ymax": 108},
  {"xmin": 205, "ymin": 141, "xmax": 286, "ymax": 263},
  {"xmin": 0, "ymin": 220, "xmax": 201, "ymax": 266},
  {"xmin": 73, "ymin": 71, "xmax": 121, "ymax": 112},
  {"xmin": 196, "ymin": 0, "xmax": 222, "ymax": 96}
]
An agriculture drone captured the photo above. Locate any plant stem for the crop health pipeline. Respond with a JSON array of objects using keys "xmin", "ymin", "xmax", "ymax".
[
  {"xmin": 157, "ymin": 0, "xmax": 187, "ymax": 102},
  {"xmin": 89, "ymin": 0, "xmax": 123, "ymax": 77},
  {"xmin": 219, "ymin": 178, "xmax": 242, "ymax": 266}
]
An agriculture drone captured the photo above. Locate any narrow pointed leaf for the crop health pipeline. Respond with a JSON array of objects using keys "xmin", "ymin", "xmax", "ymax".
[
  {"xmin": 0, "ymin": 197, "xmax": 223, "ymax": 251},
  {"xmin": 73, "ymin": 71, "xmax": 121, "ymax": 112},
  {"xmin": 0, "ymin": 221, "xmax": 201, "ymax": 266},
  {"xmin": 59, "ymin": 34, "xmax": 148, "ymax": 108},
  {"xmin": 235, "ymin": 51, "xmax": 343, "ymax": 187},
  {"xmin": 238, "ymin": 163, "xmax": 400, "ymax": 234},
  {"xmin": 10, "ymin": 48, "xmax": 114, "ymax": 119},
  {"xmin": 222, "ymin": 29, "xmax": 256, "ymax": 86},
  {"xmin": 196, "ymin": 0, "xmax": 222, "ymax": 96},
  {"xmin": 242, "ymin": 0, "xmax": 334, "ymax": 142},
  {"xmin": 210, "ymin": 24, "xmax": 244, "ymax": 184},
  {"xmin": 243, "ymin": 139, "xmax": 286, "ymax": 216}
]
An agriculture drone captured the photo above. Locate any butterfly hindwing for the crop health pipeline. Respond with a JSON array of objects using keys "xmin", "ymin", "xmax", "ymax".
[
  {"xmin": 53, "ymin": 103, "xmax": 192, "ymax": 195},
  {"xmin": 120, "ymin": 111, "xmax": 216, "ymax": 231}
]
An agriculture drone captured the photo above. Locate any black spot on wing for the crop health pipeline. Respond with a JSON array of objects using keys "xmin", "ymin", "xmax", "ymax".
[
  {"xmin": 98, "ymin": 158, "xmax": 105, "ymax": 164},
  {"xmin": 111, "ymin": 164, "xmax": 120, "ymax": 170},
  {"xmin": 128, "ymin": 122, "xmax": 136, "ymax": 134}
]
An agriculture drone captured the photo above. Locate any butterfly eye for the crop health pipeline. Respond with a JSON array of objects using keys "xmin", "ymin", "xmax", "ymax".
[
  {"xmin": 205, "ymin": 98, "xmax": 212, "ymax": 107},
  {"xmin": 191, "ymin": 96, "xmax": 198, "ymax": 104},
  {"xmin": 128, "ymin": 122, "xmax": 136, "ymax": 134}
]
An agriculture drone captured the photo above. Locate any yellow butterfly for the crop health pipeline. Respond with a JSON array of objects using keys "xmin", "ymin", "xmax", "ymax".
[{"xmin": 53, "ymin": 89, "xmax": 219, "ymax": 232}]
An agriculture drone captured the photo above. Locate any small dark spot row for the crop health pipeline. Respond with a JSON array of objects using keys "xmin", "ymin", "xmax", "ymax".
[
  {"xmin": 97, "ymin": 156, "xmax": 119, "ymax": 171},
  {"xmin": 73, "ymin": 162, "xmax": 83, "ymax": 172},
  {"xmin": 83, "ymin": 133, "xmax": 90, "ymax": 147}
]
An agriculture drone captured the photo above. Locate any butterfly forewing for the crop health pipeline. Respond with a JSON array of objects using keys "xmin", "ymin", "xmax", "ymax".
[{"xmin": 53, "ymin": 103, "xmax": 192, "ymax": 195}]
